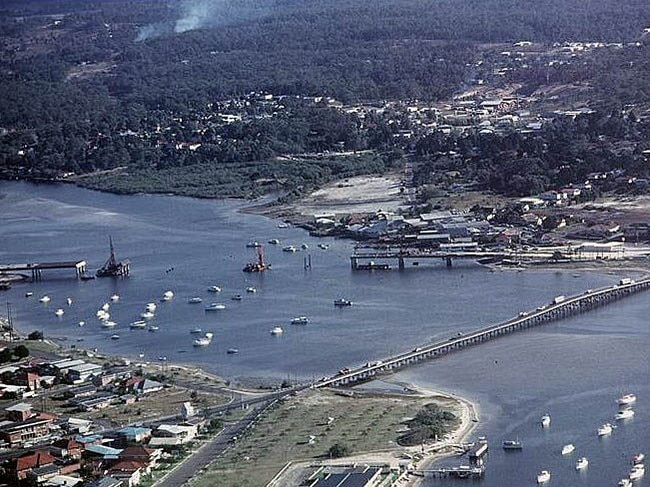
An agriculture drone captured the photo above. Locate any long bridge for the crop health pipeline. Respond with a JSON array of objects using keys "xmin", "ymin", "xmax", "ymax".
[
  {"xmin": 0, "ymin": 261, "xmax": 87, "ymax": 280},
  {"xmin": 314, "ymin": 277, "xmax": 650, "ymax": 388}
]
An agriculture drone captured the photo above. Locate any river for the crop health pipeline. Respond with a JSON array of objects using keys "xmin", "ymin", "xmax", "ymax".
[{"xmin": 0, "ymin": 181, "xmax": 647, "ymax": 486}]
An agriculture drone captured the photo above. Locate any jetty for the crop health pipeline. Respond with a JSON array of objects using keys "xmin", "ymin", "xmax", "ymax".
[{"xmin": 0, "ymin": 261, "xmax": 87, "ymax": 281}]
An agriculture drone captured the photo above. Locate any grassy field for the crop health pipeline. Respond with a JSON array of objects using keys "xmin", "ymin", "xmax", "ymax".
[{"xmin": 190, "ymin": 389, "xmax": 452, "ymax": 487}]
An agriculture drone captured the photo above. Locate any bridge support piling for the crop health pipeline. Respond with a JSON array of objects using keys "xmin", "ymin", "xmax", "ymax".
[
  {"xmin": 446, "ymin": 257, "xmax": 453, "ymax": 268},
  {"xmin": 398, "ymin": 257, "xmax": 405, "ymax": 270}
]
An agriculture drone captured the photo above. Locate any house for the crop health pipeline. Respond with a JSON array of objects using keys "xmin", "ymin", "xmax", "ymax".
[
  {"xmin": 5, "ymin": 450, "xmax": 56, "ymax": 481},
  {"xmin": 84, "ymin": 444, "xmax": 123, "ymax": 461},
  {"xmin": 149, "ymin": 424, "xmax": 197, "ymax": 447},
  {"xmin": 5, "ymin": 402, "xmax": 33, "ymax": 421},
  {"xmin": 134, "ymin": 379, "xmax": 163, "ymax": 396},
  {"xmin": 115, "ymin": 427, "xmax": 152, "ymax": 445},
  {"xmin": 64, "ymin": 418, "xmax": 93, "ymax": 434},
  {"xmin": 0, "ymin": 414, "xmax": 55, "ymax": 447},
  {"xmin": 106, "ymin": 460, "xmax": 143, "ymax": 487},
  {"xmin": 26, "ymin": 464, "xmax": 61, "ymax": 483},
  {"xmin": 72, "ymin": 394, "xmax": 117, "ymax": 412},
  {"xmin": 86, "ymin": 477, "xmax": 124, "ymax": 487},
  {"xmin": 67, "ymin": 363, "xmax": 103, "ymax": 383},
  {"xmin": 44, "ymin": 475, "xmax": 84, "ymax": 487},
  {"xmin": 49, "ymin": 438, "xmax": 83, "ymax": 460},
  {"xmin": 119, "ymin": 445, "xmax": 160, "ymax": 469}
]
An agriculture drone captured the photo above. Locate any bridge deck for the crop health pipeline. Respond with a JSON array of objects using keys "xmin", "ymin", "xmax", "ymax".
[{"xmin": 0, "ymin": 261, "xmax": 87, "ymax": 271}]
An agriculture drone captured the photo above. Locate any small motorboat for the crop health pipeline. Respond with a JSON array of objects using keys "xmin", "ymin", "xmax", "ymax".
[
  {"xmin": 78, "ymin": 321, "xmax": 85, "ymax": 327},
  {"xmin": 98, "ymin": 312, "xmax": 110, "ymax": 321},
  {"xmin": 54, "ymin": 309, "xmax": 65, "ymax": 317},
  {"xmin": 231, "ymin": 294, "xmax": 243, "ymax": 301},
  {"xmin": 334, "ymin": 298, "xmax": 352, "ymax": 307},
  {"xmin": 575, "ymin": 457, "xmax": 588, "ymax": 470},
  {"xmin": 190, "ymin": 327, "xmax": 203, "ymax": 334},
  {"xmin": 502, "ymin": 439, "xmax": 523, "ymax": 450},
  {"xmin": 282, "ymin": 245, "xmax": 297, "ymax": 252},
  {"xmin": 619, "ymin": 479, "xmax": 632, "ymax": 487},
  {"xmin": 66, "ymin": 297, "xmax": 73, "ymax": 306},
  {"xmin": 161, "ymin": 290, "xmax": 174, "ymax": 301},
  {"xmin": 246, "ymin": 287, "xmax": 257, "ymax": 293},
  {"xmin": 141, "ymin": 311, "xmax": 155, "ymax": 320},
  {"xmin": 110, "ymin": 294, "xmax": 120, "ymax": 302},
  {"xmin": 101, "ymin": 303, "xmax": 110, "ymax": 312},
  {"xmin": 130, "ymin": 320, "xmax": 147, "ymax": 329},
  {"xmin": 25, "ymin": 292, "xmax": 33, "ymax": 297},
  {"xmin": 616, "ymin": 409, "xmax": 635, "ymax": 420},
  {"xmin": 633, "ymin": 453, "xmax": 645, "ymax": 465},
  {"xmin": 536, "ymin": 470, "xmax": 551, "ymax": 484},
  {"xmin": 629, "ymin": 464, "xmax": 645, "ymax": 480},
  {"xmin": 102, "ymin": 321, "xmax": 117, "ymax": 328},
  {"xmin": 110, "ymin": 334, "xmax": 120, "ymax": 340},
  {"xmin": 278, "ymin": 222, "xmax": 290, "ymax": 228},
  {"xmin": 270, "ymin": 326, "xmax": 284, "ymax": 335},
  {"xmin": 145, "ymin": 302, "xmax": 157, "ymax": 312},
  {"xmin": 39, "ymin": 295, "xmax": 51, "ymax": 303},
  {"xmin": 148, "ymin": 325, "xmax": 160, "ymax": 332},
  {"xmin": 561, "ymin": 444, "xmax": 575, "ymax": 455},
  {"xmin": 540, "ymin": 414, "xmax": 551, "ymax": 427},
  {"xmin": 193, "ymin": 332, "xmax": 213, "ymax": 347},
  {"xmin": 205, "ymin": 303, "xmax": 226, "ymax": 311},
  {"xmin": 290, "ymin": 316, "xmax": 309, "ymax": 325},
  {"xmin": 227, "ymin": 348, "xmax": 239, "ymax": 354},
  {"xmin": 268, "ymin": 239, "xmax": 280, "ymax": 245},
  {"xmin": 618, "ymin": 393, "xmax": 637, "ymax": 406},
  {"xmin": 207, "ymin": 286, "xmax": 222, "ymax": 293},
  {"xmin": 188, "ymin": 297, "xmax": 203, "ymax": 304},
  {"xmin": 318, "ymin": 243, "xmax": 330, "ymax": 250},
  {"xmin": 598, "ymin": 423, "xmax": 613, "ymax": 436},
  {"xmin": 246, "ymin": 241, "xmax": 261, "ymax": 248},
  {"xmin": 301, "ymin": 243, "xmax": 309, "ymax": 250}
]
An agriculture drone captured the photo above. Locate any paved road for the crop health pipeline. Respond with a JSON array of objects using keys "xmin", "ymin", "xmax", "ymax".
[{"xmin": 154, "ymin": 403, "xmax": 271, "ymax": 487}]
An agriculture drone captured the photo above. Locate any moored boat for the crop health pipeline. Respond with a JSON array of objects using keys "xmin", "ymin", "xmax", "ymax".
[
  {"xmin": 54, "ymin": 309, "xmax": 64, "ymax": 317},
  {"xmin": 334, "ymin": 298, "xmax": 352, "ymax": 307},
  {"xmin": 227, "ymin": 348, "xmax": 239, "ymax": 354},
  {"xmin": 205, "ymin": 303, "xmax": 226, "ymax": 311},
  {"xmin": 66, "ymin": 297, "xmax": 73, "ymax": 306},
  {"xmin": 575, "ymin": 457, "xmax": 588, "ymax": 470},
  {"xmin": 188, "ymin": 297, "xmax": 203, "ymax": 304},
  {"xmin": 536, "ymin": 470, "xmax": 551, "ymax": 483},
  {"xmin": 110, "ymin": 334, "xmax": 120, "ymax": 340},
  {"xmin": 245, "ymin": 287, "xmax": 257, "ymax": 293},
  {"xmin": 561, "ymin": 444, "xmax": 575, "ymax": 455},
  {"xmin": 130, "ymin": 320, "xmax": 147, "ymax": 329},
  {"xmin": 629, "ymin": 464, "xmax": 645, "ymax": 480},
  {"xmin": 39, "ymin": 295, "xmax": 51, "ymax": 303},
  {"xmin": 149, "ymin": 325, "xmax": 160, "ymax": 332},
  {"xmin": 633, "ymin": 453, "xmax": 645, "ymax": 465},
  {"xmin": 618, "ymin": 393, "xmax": 637, "ymax": 406},
  {"xmin": 540, "ymin": 414, "xmax": 551, "ymax": 427},
  {"xmin": 161, "ymin": 290, "xmax": 174, "ymax": 301},
  {"xmin": 207, "ymin": 286, "xmax": 222, "ymax": 293},
  {"xmin": 102, "ymin": 321, "xmax": 117, "ymax": 328},
  {"xmin": 268, "ymin": 239, "xmax": 280, "ymax": 245},
  {"xmin": 270, "ymin": 326, "xmax": 284, "ymax": 335},
  {"xmin": 145, "ymin": 302, "xmax": 157, "ymax": 312},
  {"xmin": 502, "ymin": 440, "xmax": 522, "ymax": 450},
  {"xmin": 290, "ymin": 316, "xmax": 309, "ymax": 325},
  {"xmin": 231, "ymin": 294, "xmax": 243, "ymax": 301},
  {"xmin": 101, "ymin": 303, "xmax": 110, "ymax": 312},
  {"xmin": 282, "ymin": 245, "xmax": 297, "ymax": 252},
  {"xmin": 619, "ymin": 479, "xmax": 632, "ymax": 487},
  {"xmin": 190, "ymin": 327, "xmax": 202, "ymax": 334},
  {"xmin": 616, "ymin": 409, "xmax": 635, "ymax": 420},
  {"xmin": 598, "ymin": 423, "xmax": 613, "ymax": 436},
  {"xmin": 141, "ymin": 311, "xmax": 155, "ymax": 320},
  {"xmin": 193, "ymin": 332, "xmax": 213, "ymax": 347},
  {"xmin": 110, "ymin": 294, "xmax": 120, "ymax": 302}
]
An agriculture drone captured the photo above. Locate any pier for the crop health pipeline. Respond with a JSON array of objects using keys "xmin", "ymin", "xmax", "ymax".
[
  {"xmin": 314, "ymin": 277, "xmax": 650, "ymax": 388},
  {"xmin": 415, "ymin": 466, "xmax": 485, "ymax": 479},
  {"xmin": 0, "ymin": 261, "xmax": 87, "ymax": 281}
]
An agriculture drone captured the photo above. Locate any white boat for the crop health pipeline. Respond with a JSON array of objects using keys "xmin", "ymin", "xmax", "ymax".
[
  {"xmin": 540, "ymin": 414, "xmax": 551, "ymax": 427},
  {"xmin": 318, "ymin": 243, "xmax": 330, "ymax": 250},
  {"xmin": 246, "ymin": 241, "xmax": 261, "ymax": 248},
  {"xmin": 110, "ymin": 294, "xmax": 120, "ymax": 302},
  {"xmin": 149, "ymin": 325, "xmax": 160, "ymax": 332},
  {"xmin": 268, "ymin": 239, "xmax": 280, "ymax": 245},
  {"xmin": 110, "ymin": 334, "xmax": 120, "ymax": 340},
  {"xmin": 278, "ymin": 223, "xmax": 289, "ymax": 228},
  {"xmin": 188, "ymin": 297, "xmax": 203, "ymax": 304},
  {"xmin": 227, "ymin": 348, "xmax": 239, "ymax": 354},
  {"xmin": 575, "ymin": 457, "xmax": 588, "ymax": 470},
  {"xmin": 618, "ymin": 394, "xmax": 637, "ymax": 406},
  {"xmin": 629, "ymin": 464, "xmax": 645, "ymax": 480},
  {"xmin": 562, "ymin": 444, "xmax": 575, "ymax": 455},
  {"xmin": 161, "ymin": 290, "xmax": 174, "ymax": 301},
  {"xmin": 141, "ymin": 311, "xmax": 155, "ymax": 320},
  {"xmin": 598, "ymin": 423, "xmax": 613, "ymax": 436},
  {"xmin": 270, "ymin": 326, "xmax": 284, "ymax": 335},
  {"xmin": 301, "ymin": 243, "xmax": 309, "ymax": 250},
  {"xmin": 190, "ymin": 327, "xmax": 203, "ymax": 334},
  {"xmin": 290, "ymin": 316, "xmax": 309, "ymax": 325},
  {"xmin": 205, "ymin": 303, "xmax": 226, "ymax": 311},
  {"xmin": 616, "ymin": 409, "xmax": 635, "ymax": 420},
  {"xmin": 231, "ymin": 294, "xmax": 243, "ymax": 301},
  {"xmin": 39, "ymin": 295, "xmax": 51, "ymax": 303},
  {"xmin": 619, "ymin": 479, "xmax": 633, "ymax": 487},
  {"xmin": 78, "ymin": 321, "xmax": 85, "ymax": 327},
  {"xmin": 25, "ymin": 292, "xmax": 33, "ymax": 297},
  {"xmin": 245, "ymin": 287, "xmax": 257, "ymax": 293},
  {"xmin": 282, "ymin": 245, "xmax": 297, "ymax": 252},
  {"xmin": 54, "ymin": 309, "xmax": 65, "ymax": 317},
  {"xmin": 66, "ymin": 297, "xmax": 73, "ymax": 306},
  {"xmin": 101, "ymin": 303, "xmax": 110, "ymax": 312},
  {"xmin": 536, "ymin": 470, "xmax": 551, "ymax": 483},
  {"xmin": 193, "ymin": 332, "xmax": 213, "ymax": 347},
  {"xmin": 207, "ymin": 286, "xmax": 222, "ymax": 293},
  {"xmin": 130, "ymin": 320, "xmax": 147, "ymax": 329},
  {"xmin": 633, "ymin": 453, "xmax": 645, "ymax": 465},
  {"xmin": 334, "ymin": 298, "xmax": 352, "ymax": 307},
  {"xmin": 98, "ymin": 312, "xmax": 110, "ymax": 321},
  {"xmin": 102, "ymin": 321, "xmax": 117, "ymax": 328},
  {"xmin": 145, "ymin": 302, "xmax": 157, "ymax": 312}
]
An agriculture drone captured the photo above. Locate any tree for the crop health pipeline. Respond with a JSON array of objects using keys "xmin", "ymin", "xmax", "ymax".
[
  {"xmin": 328, "ymin": 443, "xmax": 350, "ymax": 458},
  {"xmin": 27, "ymin": 331, "xmax": 44, "ymax": 340},
  {"xmin": 0, "ymin": 348, "xmax": 13, "ymax": 364},
  {"xmin": 13, "ymin": 345, "xmax": 29, "ymax": 359}
]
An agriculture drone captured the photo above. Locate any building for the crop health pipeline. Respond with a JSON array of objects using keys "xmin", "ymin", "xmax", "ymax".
[
  {"xmin": 68, "ymin": 363, "xmax": 104, "ymax": 383},
  {"xmin": 0, "ymin": 415, "xmax": 55, "ymax": 447},
  {"xmin": 5, "ymin": 450, "xmax": 56, "ymax": 481}
]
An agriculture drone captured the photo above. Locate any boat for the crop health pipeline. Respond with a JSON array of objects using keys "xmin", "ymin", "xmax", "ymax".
[
  {"xmin": 130, "ymin": 320, "xmax": 147, "ymax": 329},
  {"xmin": 39, "ymin": 295, "xmax": 51, "ymax": 303},
  {"xmin": 98, "ymin": 313, "xmax": 110, "ymax": 321},
  {"xmin": 102, "ymin": 321, "xmax": 117, "ymax": 328},
  {"xmin": 193, "ymin": 332, "xmax": 213, "ymax": 347},
  {"xmin": 334, "ymin": 298, "xmax": 353, "ymax": 307},
  {"xmin": 227, "ymin": 348, "xmax": 239, "ymax": 354},
  {"xmin": 141, "ymin": 311, "xmax": 155, "ymax": 320},
  {"xmin": 190, "ymin": 327, "xmax": 203, "ymax": 334},
  {"xmin": 633, "ymin": 453, "xmax": 645, "ymax": 465},
  {"xmin": 268, "ymin": 239, "xmax": 280, "ymax": 245},
  {"xmin": 301, "ymin": 243, "xmax": 309, "ymax": 250},
  {"xmin": 66, "ymin": 297, "xmax": 73, "ymax": 306},
  {"xmin": 246, "ymin": 241, "xmax": 261, "ymax": 248},
  {"xmin": 318, "ymin": 243, "xmax": 330, "ymax": 250},
  {"xmin": 562, "ymin": 444, "xmax": 575, "ymax": 455},
  {"xmin": 616, "ymin": 409, "xmax": 635, "ymax": 420},
  {"xmin": 161, "ymin": 290, "xmax": 174, "ymax": 301},
  {"xmin": 536, "ymin": 470, "xmax": 551, "ymax": 483},
  {"xmin": 502, "ymin": 439, "xmax": 523, "ymax": 450},
  {"xmin": 145, "ymin": 303, "xmax": 157, "ymax": 312},
  {"xmin": 101, "ymin": 303, "xmax": 110, "ymax": 312},
  {"xmin": 540, "ymin": 414, "xmax": 551, "ymax": 427},
  {"xmin": 290, "ymin": 316, "xmax": 309, "ymax": 325},
  {"xmin": 575, "ymin": 457, "xmax": 588, "ymax": 470},
  {"xmin": 78, "ymin": 321, "xmax": 85, "ymax": 327},
  {"xmin": 270, "ymin": 326, "xmax": 284, "ymax": 335},
  {"xmin": 188, "ymin": 297, "xmax": 203, "ymax": 304},
  {"xmin": 110, "ymin": 334, "xmax": 120, "ymax": 340},
  {"xmin": 629, "ymin": 464, "xmax": 645, "ymax": 480},
  {"xmin": 205, "ymin": 303, "xmax": 226, "ymax": 311},
  {"xmin": 25, "ymin": 292, "xmax": 33, "ymax": 297},
  {"xmin": 96, "ymin": 237, "xmax": 130, "ymax": 277},
  {"xmin": 278, "ymin": 223, "xmax": 290, "ymax": 228},
  {"xmin": 80, "ymin": 273, "xmax": 95, "ymax": 280},
  {"xmin": 598, "ymin": 423, "xmax": 613, "ymax": 436},
  {"xmin": 283, "ymin": 245, "xmax": 297, "ymax": 252},
  {"xmin": 243, "ymin": 246, "xmax": 270, "ymax": 273},
  {"xmin": 231, "ymin": 294, "xmax": 243, "ymax": 301},
  {"xmin": 54, "ymin": 309, "xmax": 65, "ymax": 317},
  {"xmin": 618, "ymin": 393, "xmax": 637, "ymax": 406},
  {"xmin": 619, "ymin": 479, "xmax": 633, "ymax": 487},
  {"xmin": 149, "ymin": 325, "xmax": 160, "ymax": 332},
  {"xmin": 110, "ymin": 294, "xmax": 120, "ymax": 302},
  {"xmin": 245, "ymin": 287, "xmax": 256, "ymax": 293},
  {"xmin": 207, "ymin": 286, "xmax": 222, "ymax": 293}
]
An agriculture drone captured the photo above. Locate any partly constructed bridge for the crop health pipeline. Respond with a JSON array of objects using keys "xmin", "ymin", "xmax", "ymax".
[{"xmin": 314, "ymin": 277, "xmax": 650, "ymax": 388}]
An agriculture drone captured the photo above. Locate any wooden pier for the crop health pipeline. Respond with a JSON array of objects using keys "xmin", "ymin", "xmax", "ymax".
[
  {"xmin": 0, "ymin": 261, "xmax": 87, "ymax": 281},
  {"xmin": 415, "ymin": 465, "xmax": 485, "ymax": 479}
]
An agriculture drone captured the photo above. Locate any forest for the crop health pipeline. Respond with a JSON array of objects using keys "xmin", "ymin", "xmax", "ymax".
[{"xmin": 1, "ymin": 0, "xmax": 650, "ymax": 197}]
